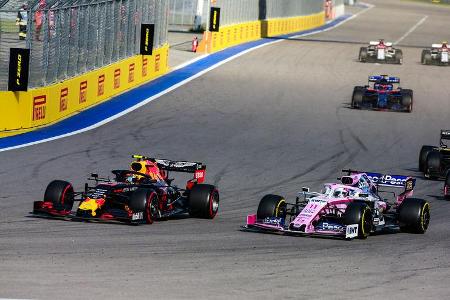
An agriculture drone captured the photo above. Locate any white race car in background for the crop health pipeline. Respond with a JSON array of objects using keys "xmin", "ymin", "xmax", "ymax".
[
  {"xmin": 359, "ymin": 39, "xmax": 403, "ymax": 64},
  {"xmin": 421, "ymin": 42, "xmax": 449, "ymax": 66}
]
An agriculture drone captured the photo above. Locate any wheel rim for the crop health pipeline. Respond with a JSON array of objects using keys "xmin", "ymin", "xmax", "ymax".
[
  {"xmin": 361, "ymin": 208, "xmax": 372, "ymax": 237},
  {"xmin": 60, "ymin": 185, "xmax": 74, "ymax": 211},
  {"xmin": 209, "ymin": 190, "xmax": 219, "ymax": 217},
  {"xmin": 421, "ymin": 203, "xmax": 430, "ymax": 231},
  {"xmin": 146, "ymin": 192, "xmax": 159, "ymax": 223},
  {"xmin": 275, "ymin": 199, "xmax": 286, "ymax": 218}
]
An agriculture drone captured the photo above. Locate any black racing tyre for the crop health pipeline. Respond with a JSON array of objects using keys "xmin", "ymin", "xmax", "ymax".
[
  {"xmin": 351, "ymin": 86, "xmax": 365, "ymax": 108},
  {"xmin": 401, "ymin": 89, "xmax": 413, "ymax": 112},
  {"xmin": 422, "ymin": 49, "xmax": 431, "ymax": 65},
  {"xmin": 129, "ymin": 189, "xmax": 159, "ymax": 224},
  {"xmin": 395, "ymin": 49, "xmax": 403, "ymax": 64},
  {"xmin": 425, "ymin": 150, "xmax": 442, "ymax": 179},
  {"xmin": 44, "ymin": 180, "xmax": 74, "ymax": 211},
  {"xmin": 398, "ymin": 198, "xmax": 430, "ymax": 233},
  {"xmin": 419, "ymin": 145, "xmax": 435, "ymax": 172},
  {"xmin": 359, "ymin": 47, "xmax": 368, "ymax": 62},
  {"xmin": 189, "ymin": 184, "xmax": 219, "ymax": 219},
  {"xmin": 343, "ymin": 202, "xmax": 373, "ymax": 239},
  {"xmin": 256, "ymin": 194, "xmax": 287, "ymax": 220}
]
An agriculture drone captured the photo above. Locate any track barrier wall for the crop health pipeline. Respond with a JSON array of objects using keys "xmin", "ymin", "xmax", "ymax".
[
  {"xmin": 0, "ymin": 0, "xmax": 337, "ymax": 138},
  {"xmin": 0, "ymin": 45, "xmax": 169, "ymax": 137},
  {"xmin": 197, "ymin": 11, "xmax": 325, "ymax": 53}
]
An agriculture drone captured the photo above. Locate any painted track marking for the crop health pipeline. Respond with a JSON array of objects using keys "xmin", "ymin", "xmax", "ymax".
[
  {"xmin": 394, "ymin": 15, "xmax": 428, "ymax": 45},
  {"xmin": 0, "ymin": 5, "xmax": 375, "ymax": 153}
]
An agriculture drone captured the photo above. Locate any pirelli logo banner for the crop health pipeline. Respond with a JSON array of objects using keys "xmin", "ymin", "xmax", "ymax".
[
  {"xmin": 33, "ymin": 95, "xmax": 46, "ymax": 121},
  {"xmin": 140, "ymin": 24, "xmax": 154, "ymax": 55},
  {"xmin": 209, "ymin": 7, "xmax": 221, "ymax": 32},
  {"xmin": 8, "ymin": 48, "xmax": 30, "ymax": 91}
]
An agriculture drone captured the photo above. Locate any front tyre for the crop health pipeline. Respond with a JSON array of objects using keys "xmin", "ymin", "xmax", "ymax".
[
  {"xmin": 344, "ymin": 202, "xmax": 373, "ymax": 239},
  {"xmin": 401, "ymin": 89, "xmax": 413, "ymax": 112},
  {"xmin": 129, "ymin": 189, "xmax": 159, "ymax": 224},
  {"xmin": 395, "ymin": 49, "xmax": 403, "ymax": 64},
  {"xmin": 257, "ymin": 194, "xmax": 287, "ymax": 220},
  {"xmin": 422, "ymin": 50, "xmax": 431, "ymax": 65},
  {"xmin": 189, "ymin": 184, "xmax": 219, "ymax": 219},
  {"xmin": 398, "ymin": 198, "xmax": 430, "ymax": 233},
  {"xmin": 44, "ymin": 180, "xmax": 74, "ymax": 211},
  {"xmin": 352, "ymin": 87, "xmax": 365, "ymax": 108},
  {"xmin": 359, "ymin": 47, "xmax": 368, "ymax": 62}
]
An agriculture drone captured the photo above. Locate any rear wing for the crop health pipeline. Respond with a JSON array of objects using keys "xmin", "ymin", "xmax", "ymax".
[
  {"xmin": 440, "ymin": 130, "xmax": 450, "ymax": 140},
  {"xmin": 432, "ymin": 44, "xmax": 443, "ymax": 48},
  {"xmin": 132, "ymin": 155, "xmax": 206, "ymax": 181},
  {"xmin": 368, "ymin": 75, "xmax": 400, "ymax": 83},
  {"xmin": 365, "ymin": 172, "xmax": 415, "ymax": 190},
  {"xmin": 369, "ymin": 41, "xmax": 392, "ymax": 46},
  {"xmin": 342, "ymin": 169, "xmax": 415, "ymax": 191}
]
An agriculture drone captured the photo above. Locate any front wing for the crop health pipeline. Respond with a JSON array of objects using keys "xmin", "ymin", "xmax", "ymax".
[
  {"xmin": 242, "ymin": 215, "xmax": 359, "ymax": 239},
  {"xmin": 31, "ymin": 201, "xmax": 145, "ymax": 225}
]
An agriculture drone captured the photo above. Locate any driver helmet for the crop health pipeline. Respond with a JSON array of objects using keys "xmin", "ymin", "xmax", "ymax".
[
  {"xmin": 130, "ymin": 160, "xmax": 164, "ymax": 182},
  {"xmin": 333, "ymin": 187, "xmax": 348, "ymax": 198}
]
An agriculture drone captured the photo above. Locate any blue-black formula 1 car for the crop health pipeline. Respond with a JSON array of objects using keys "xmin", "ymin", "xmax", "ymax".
[{"xmin": 351, "ymin": 75, "xmax": 413, "ymax": 113}]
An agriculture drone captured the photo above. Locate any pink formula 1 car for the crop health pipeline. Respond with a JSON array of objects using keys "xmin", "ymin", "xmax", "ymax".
[{"xmin": 243, "ymin": 170, "xmax": 430, "ymax": 239}]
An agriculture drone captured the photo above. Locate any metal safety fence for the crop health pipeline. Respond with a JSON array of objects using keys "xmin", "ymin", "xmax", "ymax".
[
  {"xmin": 168, "ymin": 0, "xmax": 325, "ymax": 31},
  {"xmin": 0, "ymin": 0, "xmax": 168, "ymax": 90},
  {"xmin": 168, "ymin": 0, "xmax": 196, "ymax": 27}
]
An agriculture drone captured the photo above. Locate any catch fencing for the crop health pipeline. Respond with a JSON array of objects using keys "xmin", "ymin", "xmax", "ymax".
[
  {"xmin": 0, "ymin": 0, "xmax": 169, "ymax": 90},
  {"xmin": 168, "ymin": 0, "xmax": 325, "ymax": 30}
]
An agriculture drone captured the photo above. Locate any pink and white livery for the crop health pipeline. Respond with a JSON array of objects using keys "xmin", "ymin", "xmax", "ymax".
[{"xmin": 243, "ymin": 170, "xmax": 430, "ymax": 239}]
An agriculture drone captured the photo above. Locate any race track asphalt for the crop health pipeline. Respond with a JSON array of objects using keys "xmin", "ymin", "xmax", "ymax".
[{"xmin": 1, "ymin": 0, "xmax": 450, "ymax": 299}]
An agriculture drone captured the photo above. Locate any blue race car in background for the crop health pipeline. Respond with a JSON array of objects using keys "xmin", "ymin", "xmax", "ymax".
[{"xmin": 351, "ymin": 75, "xmax": 413, "ymax": 112}]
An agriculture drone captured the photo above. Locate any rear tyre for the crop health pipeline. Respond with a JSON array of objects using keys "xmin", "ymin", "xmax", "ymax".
[
  {"xmin": 351, "ymin": 86, "xmax": 365, "ymax": 108},
  {"xmin": 189, "ymin": 184, "xmax": 219, "ymax": 219},
  {"xmin": 419, "ymin": 145, "xmax": 435, "ymax": 172},
  {"xmin": 395, "ymin": 49, "xmax": 403, "ymax": 64},
  {"xmin": 401, "ymin": 89, "xmax": 413, "ymax": 112},
  {"xmin": 44, "ymin": 180, "xmax": 74, "ymax": 211},
  {"xmin": 359, "ymin": 47, "xmax": 368, "ymax": 62},
  {"xmin": 425, "ymin": 150, "xmax": 442, "ymax": 179},
  {"xmin": 129, "ymin": 189, "xmax": 159, "ymax": 224},
  {"xmin": 257, "ymin": 194, "xmax": 287, "ymax": 220},
  {"xmin": 398, "ymin": 198, "xmax": 430, "ymax": 233},
  {"xmin": 343, "ymin": 202, "xmax": 373, "ymax": 239}
]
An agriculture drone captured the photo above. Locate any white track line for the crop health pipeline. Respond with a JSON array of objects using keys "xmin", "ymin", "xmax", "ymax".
[
  {"xmin": 394, "ymin": 15, "xmax": 428, "ymax": 45},
  {"xmin": 0, "ymin": 4, "xmax": 375, "ymax": 153}
]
